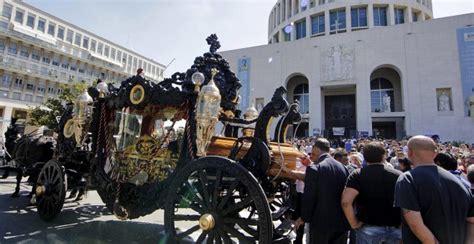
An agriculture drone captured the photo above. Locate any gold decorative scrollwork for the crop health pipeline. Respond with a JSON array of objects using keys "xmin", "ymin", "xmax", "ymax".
[
  {"xmin": 111, "ymin": 134, "xmax": 179, "ymax": 185},
  {"xmin": 130, "ymin": 85, "xmax": 145, "ymax": 105}
]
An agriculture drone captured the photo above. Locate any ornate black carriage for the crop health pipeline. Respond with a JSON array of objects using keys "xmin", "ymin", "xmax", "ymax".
[{"xmin": 35, "ymin": 35, "xmax": 304, "ymax": 243}]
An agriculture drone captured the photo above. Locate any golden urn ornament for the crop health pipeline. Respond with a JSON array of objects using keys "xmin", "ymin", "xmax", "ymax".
[
  {"xmin": 63, "ymin": 89, "xmax": 93, "ymax": 145},
  {"xmin": 194, "ymin": 68, "xmax": 221, "ymax": 156}
]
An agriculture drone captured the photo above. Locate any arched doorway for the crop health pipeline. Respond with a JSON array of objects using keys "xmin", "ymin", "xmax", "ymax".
[
  {"xmin": 370, "ymin": 66, "xmax": 405, "ymax": 139},
  {"xmin": 286, "ymin": 74, "xmax": 309, "ymax": 137}
]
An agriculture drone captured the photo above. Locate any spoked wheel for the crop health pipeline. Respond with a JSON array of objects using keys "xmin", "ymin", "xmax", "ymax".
[
  {"xmin": 164, "ymin": 156, "xmax": 272, "ymax": 243},
  {"xmin": 36, "ymin": 159, "xmax": 66, "ymax": 221}
]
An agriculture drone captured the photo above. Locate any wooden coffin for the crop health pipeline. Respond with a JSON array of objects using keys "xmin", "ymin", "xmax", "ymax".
[{"xmin": 207, "ymin": 136, "xmax": 304, "ymax": 180}]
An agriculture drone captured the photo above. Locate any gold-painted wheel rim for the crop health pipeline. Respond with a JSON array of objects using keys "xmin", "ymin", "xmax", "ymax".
[
  {"xmin": 130, "ymin": 85, "xmax": 145, "ymax": 105},
  {"xmin": 63, "ymin": 119, "xmax": 75, "ymax": 138}
]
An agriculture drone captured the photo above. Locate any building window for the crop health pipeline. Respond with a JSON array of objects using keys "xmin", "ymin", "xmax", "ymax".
[
  {"xmin": 311, "ymin": 13, "xmax": 325, "ymax": 35},
  {"xmin": 74, "ymin": 33, "xmax": 81, "ymax": 46},
  {"xmin": 37, "ymin": 86, "xmax": 45, "ymax": 93},
  {"xmin": 57, "ymin": 26, "xmax": 65, "ymax": 39},
  {"xmin": 330, "ymin": 9, "xmax": 346, "ymax": 33},
  {"xmin": 31, "ymin": 53, "xmax": 40, "ymax": 61},
  {"xmin": 104, "ymin": 45, "xmax": 110, "ymax": 57},
  {"xmin": 283, "ymin": 28, "xmax": 291, "ymax": 42},
  {"xmin": 294, "ymin": 84, "xmax": 309, "ymax": 114},
  {"xmin": 35, "ymin": 96, "xmax": 43, "ymax": 103},
  {"xmin": 2, "ymin": 74, "xmax": 11, "ymax": 87},
  {"xmin": 66, "ymin": 30, "xmax": 74, "ymax": 43},
  {"xmin": 26, "ymin": 14, "xmax": 35, "ymax": 28},
  {"xmin": 0, "ymin": 91, "xmax": 8, "ymax": 98},
  {"xmin": 111, "ymin": 48, "xmax": 116, "ymax": 60},
  {"xmin": 122, "ymin": 53, "xmax": 127, "ymax": 64},
  {"xmin": 42, "ymin": 56, "xmax": 50, "ymax": 64},
  {"xmin": 116, "ymin": 50, "xmax": 122, "ymax": 61},
  {"xmin": 61, "ymin": 63, "xmax": 69, "ymax": 69},
  {"xmin": 23, "ymin": 94, "xmax": 32, "ymax": 102},
  {"xmin": 26, "ymin": 83, "xmax": 34, "ymax": 91},
  {"xmin": 14, "ymin": 9, "xmax": 24, "ymax": 23},
  {"xmin": 82, "ymin": 36, "xmax": 89, "ymax": 49},
  {"xmin": 412, "ymin": 12, "xmax": 418, "ymax": 22},
  {"xmin": 37, "ymin": 18, "xmax": 46, "ymax": 32},
  {"xmin": 0, "ymin": 39, "xmax": 4, "ymax": 51},
  {"xmin": 48, "ymin": 22, "xmax": 55, "ymax": 36},
  {"xmin": 8, "ymin": 43, "xmax": 17, "ymax": 55},
  {"xmin": 52, "ymin": 60, "xmax": 59, "ymax": 66},
  {"xmin": 295, "ymin": 20, "xmax": 306, "ymax": 40},
  {"xmin": 373, "ymin": 7, "xmax": 387, "ymax": 26},
  {"xmin": 2, "ymin": 3, "xmax": 12, "ymax": 19},
  {"xmin": 90, "ymin": 40, "xmax": 96, "ymax": 52},
  {"xmin": 12, "ymin": 92, "xmax": 21, "ymax": 100},
  {"xmin": 371, "ymin": 78, "xmax": 394, "ymax": 113},
  {"xmin": 47, "ymin": 87, "xmax": 55, "ymax": 94},
  {"xmin": 395, "ymin": 8, "xmax": 405, "ymax": 25},
  {"xmin": 14, "ymin": 78, "xmax": 23, "ymax": 88},
  {"xmin": 351, "ymin": 7, "xmax": 367, "ymax": 28},
  {"xmin": 70, "ymin": 66, "xmax": 77, "ymax": 71},
  {"xmin": 97, "ymin": 43, "xmax": 103, "ymax": 54},
  {"xmin": 20, "ymin": 49, "xmax": 29, "ymax": 58}
]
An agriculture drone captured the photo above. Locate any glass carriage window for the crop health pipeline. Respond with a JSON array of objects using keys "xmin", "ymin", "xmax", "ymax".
[
  {"xmin": 294, "ymin": 83, "xmax": 309, "ymax": 114},
  {"xmin": 370, "ymin": 78, "xmax": 394, "ymax": 113},
  {"xmin": 351, "ymin": 7, "xmax": 367, "ymax": 28},
  {"xmin": 394, "ymin": 8, "xmax": 405, "ymax": 24},
  {"xmin": 330, "ymin": 9, "xmax": 346, "ymax": 33},
  {"xmin": 373, "ymin": 7, "xmax": 387, "ymax": 26},
  {"xmin": 311, "ymin": 13, "xmax": 325, "ymax": 35}
]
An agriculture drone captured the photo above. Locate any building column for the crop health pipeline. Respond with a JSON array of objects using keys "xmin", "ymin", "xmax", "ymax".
[
  {"xmin": 324, "ymin": 9, "xmax": 330, "ymax": 36},
  {"xmin": 306, "ymin": 15, "xmax": 312, "ymax": 37},
  {"xmin": 281, "ymin": 1, "xmax": 285, "ymax": 23},
  {"xmin": 388, "ymin": 4, "xmax": 395, "ymax": 26},
  {"xmin": 291, "ymin": 0, "xmax": 296, "ymax": 17},
  {"xmin": 309, "ymin": 85, "xmax": 323, "ymax": 137},
  {"xmin": 346, "ymin": 5, "xmax": 352, "ymax": 33},
  {"xmin": 286, "ymin": 0, "xmax": 290, "ymax": 19},
  {"xmin": 407, "ymin": 7, "xmax": 413, "ymax": 23},
  {"xmin": 421, "ymin": 12, "xmax": 426, "ymax": 21},
  {"xmin": 291, "ymin": 23, "xmax": 296, "ymax": 41},
  {"xmin": 368, "ymin": 3, "xmax": 374, "ymax": 28}
]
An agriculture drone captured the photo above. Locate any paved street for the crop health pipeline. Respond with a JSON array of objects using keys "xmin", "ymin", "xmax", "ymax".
[{"xmin": 0, "ymin": 173, "xmax": 170, "ymax": 244}]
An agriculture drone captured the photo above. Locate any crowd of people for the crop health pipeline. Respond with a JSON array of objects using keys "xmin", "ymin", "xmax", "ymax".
[{"xmin": 283, "ymin": 135, "xmax": 474, "ymax": 244}]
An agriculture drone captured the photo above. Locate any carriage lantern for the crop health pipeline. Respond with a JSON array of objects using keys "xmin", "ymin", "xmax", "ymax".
[
  {"xmin": 194, "ymin": 68, "xmax": 221, "ymax": 156},
  {"xmin": 242, "ymin": 103, "xmax": 259, "ymax": 137},
  {"xmin": 96, "ymin": 81, "xmax": 109, "ymax": 98}
]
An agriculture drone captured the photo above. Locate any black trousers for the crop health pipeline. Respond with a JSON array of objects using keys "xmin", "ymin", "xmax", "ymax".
[
  {"xmin": 292, "ymin": 193, "xmax": 305, "ymax": 244},
  {"xmin": 309, "ymin": 230, "xmax": 348, "ymax": 244}
]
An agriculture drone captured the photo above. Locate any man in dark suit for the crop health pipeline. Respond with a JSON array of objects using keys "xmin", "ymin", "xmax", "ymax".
[{"xmin": 299, "ymin": 138, "xmax": 350, "ymax": 243}]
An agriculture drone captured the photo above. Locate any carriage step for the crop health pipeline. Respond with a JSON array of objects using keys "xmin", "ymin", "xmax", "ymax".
[
  {"xmin": 272, "ymin": 205, "xmax": 290, "ymax": 220},
  {"xmin": 274, "ymin": 219, "xmax": 296, "ymax": 243}
]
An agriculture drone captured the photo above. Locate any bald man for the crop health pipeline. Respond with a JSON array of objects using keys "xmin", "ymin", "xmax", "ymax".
[{"xmin": 394, "ymin": 136, "xmax": 474, "ymax": 244}]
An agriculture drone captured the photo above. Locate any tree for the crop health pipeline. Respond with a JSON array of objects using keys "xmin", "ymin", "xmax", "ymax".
[{"xmin": 28, "ymin": 81, "xmax": 89, "ymax": 130}]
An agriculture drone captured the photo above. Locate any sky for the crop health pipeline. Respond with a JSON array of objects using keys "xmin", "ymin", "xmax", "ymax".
[{"xmin": 26, "ymin": 0, "xmax": 474, "ymax": 77}]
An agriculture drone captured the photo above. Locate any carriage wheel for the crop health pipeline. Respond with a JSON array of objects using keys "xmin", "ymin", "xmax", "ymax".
[
  {"xmin": 164, "ymin": 156, "xmax": 272, "ymax": 243},
  {"xmin": 36, "ymin": 159, "xmax": 66, "ymax": 221}
]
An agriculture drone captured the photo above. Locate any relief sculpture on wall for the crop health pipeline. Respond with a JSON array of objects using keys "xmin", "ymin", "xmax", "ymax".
[{"xmin": 321, "ymin": 45, "xmax": 355, "ymax": 82}]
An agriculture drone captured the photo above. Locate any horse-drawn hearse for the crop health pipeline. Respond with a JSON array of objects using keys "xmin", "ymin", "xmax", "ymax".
[{"xmin": 5, "ymin": 35, "xmax": 306, "ymax": 243}]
